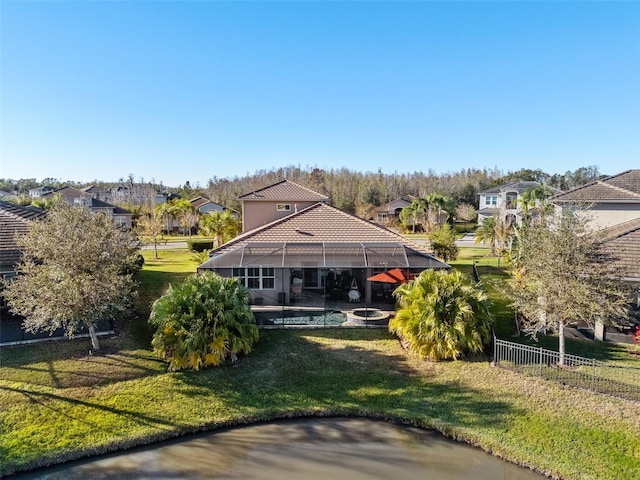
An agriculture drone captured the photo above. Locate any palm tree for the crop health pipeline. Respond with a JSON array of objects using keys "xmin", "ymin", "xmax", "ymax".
[
  {"xmin": 170, "ymin": 198, "xmax": 198, "ymax": 237},
  {"xmin": 475, "ymin": 216, "xmax": 498, "ymax": 254},
  {"xmin": 389, "ymin": 269, "xmax": 493, "ymax": 360},
  {"xmin": 155, "ymin": 201, "xmax": 173, "ymax": 233},
  {"xmin": 200, "ymin": 210, "xmax": 240, "ymax": 247},
  {"xmin": 494, "ymin": 218, "xmax": 515, "ymax": 258},
  {"xmin": 519, "ymin": 184, "xmax": 555, "ymax": 221},
  {"xmin": 422, "ymin": 193, "xmax": 453, "ymax": 232},
  {"xmin": 150, "ymin": 273, "xmax": 259, "ymax": 371},
  {"xmin": 399, "ymin": 200, "xmax": 421, "ymax": 233}
]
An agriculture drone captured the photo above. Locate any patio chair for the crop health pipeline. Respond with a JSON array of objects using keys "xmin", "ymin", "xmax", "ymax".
[{"xmin": 348, "ymin": 289, "xmax": 361, "ymax": 303}]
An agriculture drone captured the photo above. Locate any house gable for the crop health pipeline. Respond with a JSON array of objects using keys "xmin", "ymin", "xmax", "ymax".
[{"xmin": 239, "ymin": 180, "xmax": 329, "ymax": 232}]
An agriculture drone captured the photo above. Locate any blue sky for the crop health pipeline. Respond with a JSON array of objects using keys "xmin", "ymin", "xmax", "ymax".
[{"xmin": 1, "ymin": 1, "xmax": 639, "ymax": 187}]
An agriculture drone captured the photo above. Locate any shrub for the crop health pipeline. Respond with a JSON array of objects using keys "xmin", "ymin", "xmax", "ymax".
[
  {"xmin": 150, "ymin": 272, "xmax": 258, "ymax": 371},
  {"xmin": 390, "ymin": 269, "xmax": 493, "ymax": 360},
  {"xmin": 187, "ymin": 240, "xmax": 214, "ymax": 252}
]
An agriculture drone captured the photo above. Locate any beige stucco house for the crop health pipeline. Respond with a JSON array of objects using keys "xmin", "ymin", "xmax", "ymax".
[
  {"xmin": 198, "ymin": 181, "xmax": 449, "ymax": 309},
  {"xmin": 550, "ymin": 170, "xmax": 640, "ymax": 308},
  {"xmin": 550, "ymin": 170, "xmax": 640, "ymax": 231}
]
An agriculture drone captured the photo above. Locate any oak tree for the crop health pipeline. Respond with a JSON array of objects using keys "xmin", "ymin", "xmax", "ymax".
[{"xmin": 2, "ymin": 204, "xmax": 140, "ymax": 350}]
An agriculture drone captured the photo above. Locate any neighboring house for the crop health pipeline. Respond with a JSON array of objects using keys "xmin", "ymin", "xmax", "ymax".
[
  {"xmin": 0, "ymin": 202, "xmax": 45, "ymax": 282},
  {"xmin": 0, "ymin": 190, "xmax": 17, "ymax": 201},
  {"xmin": 190, "ymin": 196, "xmax": 227, "ymax": 215},
  {"xmin": 1, "ymin": 202, "xmax": 46, "ymax": 340},
  {"xmin": 160, "ymin": 196, "xmax": 233, "ymax": 233},
  {"xmin": 28, "ymin": 186, "xmax": 55, "ymax": 198},
  {"xmin": 238, "ymin": 180, "xmax": 329, "ymax": 232},
  {"xmin": 42, "ymin": 186, "xmax": 133, "ymax": 228},
  {"xmin": 198, "ymin": 182, "xmax": 449, "ymax": 307},
  {"xmin": 550, "ymin": 170, "xmax": 640, "ymax": 230},
  {"xmin": 109, "ymin": 184, "xmax": 161, "ymax": 205},
  {"xmin": 550, "ymin": 169, "xmax": 640, "ymax": 309},
  {"xmin": 81, "ymin": 185, "xmax": 112, "ymax": 203},
  {"xmin": 598, "ymin": 218, "xmax": 640, "ymax": 307},
  {"xmin": 478, "ymin": 181, "xmax": 561, "ymax": 226},
  {"xmin": 374, "ymin": 196, "xmax": 414, "ymax": 225}
]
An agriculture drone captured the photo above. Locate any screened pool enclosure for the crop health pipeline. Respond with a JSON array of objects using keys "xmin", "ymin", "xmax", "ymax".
[{"xmin": 197, "ymin": 241, "xmax": 448, "ymax": 315}]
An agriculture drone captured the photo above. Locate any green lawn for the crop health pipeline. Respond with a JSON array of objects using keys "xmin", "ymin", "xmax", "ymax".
[{"xmin": 1, "ymin": 247, "xmax": 639, "ymax": 479}]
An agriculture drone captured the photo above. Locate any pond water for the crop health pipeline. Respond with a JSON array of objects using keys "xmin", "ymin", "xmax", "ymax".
[{"xmin": 15, "ymin": 418, "xmax": 546, "ymax": 479}]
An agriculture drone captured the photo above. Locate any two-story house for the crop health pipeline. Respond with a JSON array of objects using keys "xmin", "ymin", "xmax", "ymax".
[
  {"xmin": 198, "ymin": 180, "xmax": 449, "ymax": 308},
  {"xmin": 478, "ymin": 181, "xmax": 561, "ymax": 226},
  {"xmin": 42, "ymin": 186, "xmax": 133, "ymax": 228}
]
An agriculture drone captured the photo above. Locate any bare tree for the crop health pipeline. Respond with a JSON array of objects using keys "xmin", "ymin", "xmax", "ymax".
[{"xmin": 137, "ymin": 208, "xmax": 164, "ymax": 259}]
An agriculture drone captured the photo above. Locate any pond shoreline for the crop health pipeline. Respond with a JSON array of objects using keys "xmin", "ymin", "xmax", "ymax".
[{"xmin": 8, "ymin": 411, "xmax": 549, "ymax": 479}]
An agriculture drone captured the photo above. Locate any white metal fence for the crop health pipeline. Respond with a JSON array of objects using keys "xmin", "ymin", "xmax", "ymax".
[{"xmin": 493, "ymin": 338, "xmax": 640, "ymax": 402}]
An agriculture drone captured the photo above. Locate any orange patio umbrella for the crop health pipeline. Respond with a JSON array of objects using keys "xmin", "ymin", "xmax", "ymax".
[{"xmin": 367, "ymin": 268, "xmax": 408, "ymax": 284}]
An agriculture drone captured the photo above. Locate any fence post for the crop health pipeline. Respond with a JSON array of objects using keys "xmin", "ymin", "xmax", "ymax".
[
  {"xmin": 591, "ymin": 358, "xmax": 596, "ymax": 392},
  {"xmin": 539, "ymin": 346, "xmax": 543, "ymax": 376},
  {"xmin": 493, "ymin": 335, "xmax": 497, "ymax": 364}
]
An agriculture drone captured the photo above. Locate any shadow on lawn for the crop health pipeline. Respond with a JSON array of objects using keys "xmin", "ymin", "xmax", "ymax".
[
  {"xmin": 0, "ymin": 384, "xmax": 186, "ymax": 432},
  {"xmin": 174, "ymin": 328, "xmax": 519, "ymax": 433},
  {"xmin": 0, "ymin": 340, "xmax": 165, "ymax": 389}
]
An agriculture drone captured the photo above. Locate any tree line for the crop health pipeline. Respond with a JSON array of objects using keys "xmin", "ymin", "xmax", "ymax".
[{"xmin": 2, "ymin": 165, "xmax": 604, "ymax": 215}]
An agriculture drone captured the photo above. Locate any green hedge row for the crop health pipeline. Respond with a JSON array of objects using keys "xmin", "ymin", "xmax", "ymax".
[{"xmin": 187, "ymin": 240, "xmax": 215, "ymax": 252}]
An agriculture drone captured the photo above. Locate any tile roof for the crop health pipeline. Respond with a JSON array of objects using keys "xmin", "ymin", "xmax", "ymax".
[
  {"xmin": 0, "ymin": 202, "xmax": 45, "ymax": 273},
  {"xmin": 42, "ymin": 186, "xmax": 86, "ymax": 198},
  {"xmin": 238, "ymin": 180, "xmax": 329, "ymax": 202},
  {"xmin": 190, "ymin": 196, "xmax": 210, "ymax": 208},
  {"xmin": 479, "ymin": 181, "xmax": 557, "ymax": 195},
  {"xmin": 551, "ymin": 170, "xmax": 640, "ymax": 203},
  {"xmin": 375, "ymin": 197, "xmax": 413, "ymax": 214},
  {"xmin": 205, "ymin": 202, "xmax": 448, "ymax": 268},
  {"xmin": 599, "ymin": 218, "xmax": 640, "ymax": 281},
  {"xmin": 90, "ymin": 198, "xmax": 131, "ymax": 214},
  {"xmin": 604, "ymin": 170, "xmax": 640, "ymax": 195}
]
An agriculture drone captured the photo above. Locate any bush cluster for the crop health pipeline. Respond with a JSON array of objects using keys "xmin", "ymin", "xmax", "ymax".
[{"xmin": 187, "ymin": 240, "xmax": 215, "ymax": 252}]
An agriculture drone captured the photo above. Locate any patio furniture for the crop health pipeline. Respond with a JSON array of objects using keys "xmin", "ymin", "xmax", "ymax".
[
  {"xmin": 348, "ymin": 289, "xmax": 361, "ymax": 303},
  {"xmin": 348, "ymin": 278, "xmax": 361, "ymax": 303}
]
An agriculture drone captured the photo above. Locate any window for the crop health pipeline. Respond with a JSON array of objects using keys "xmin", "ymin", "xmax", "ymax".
[
  {"xmin": 233, "ymin": 266, "xmax": 275, "ymax": 290},
  {"xmin": 276, "ymin": 204, "xmax": 291, "ymax": 212},
  {"xmin": 485, "ymin": 196, "xmax": 498, "ymax": 206}
]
